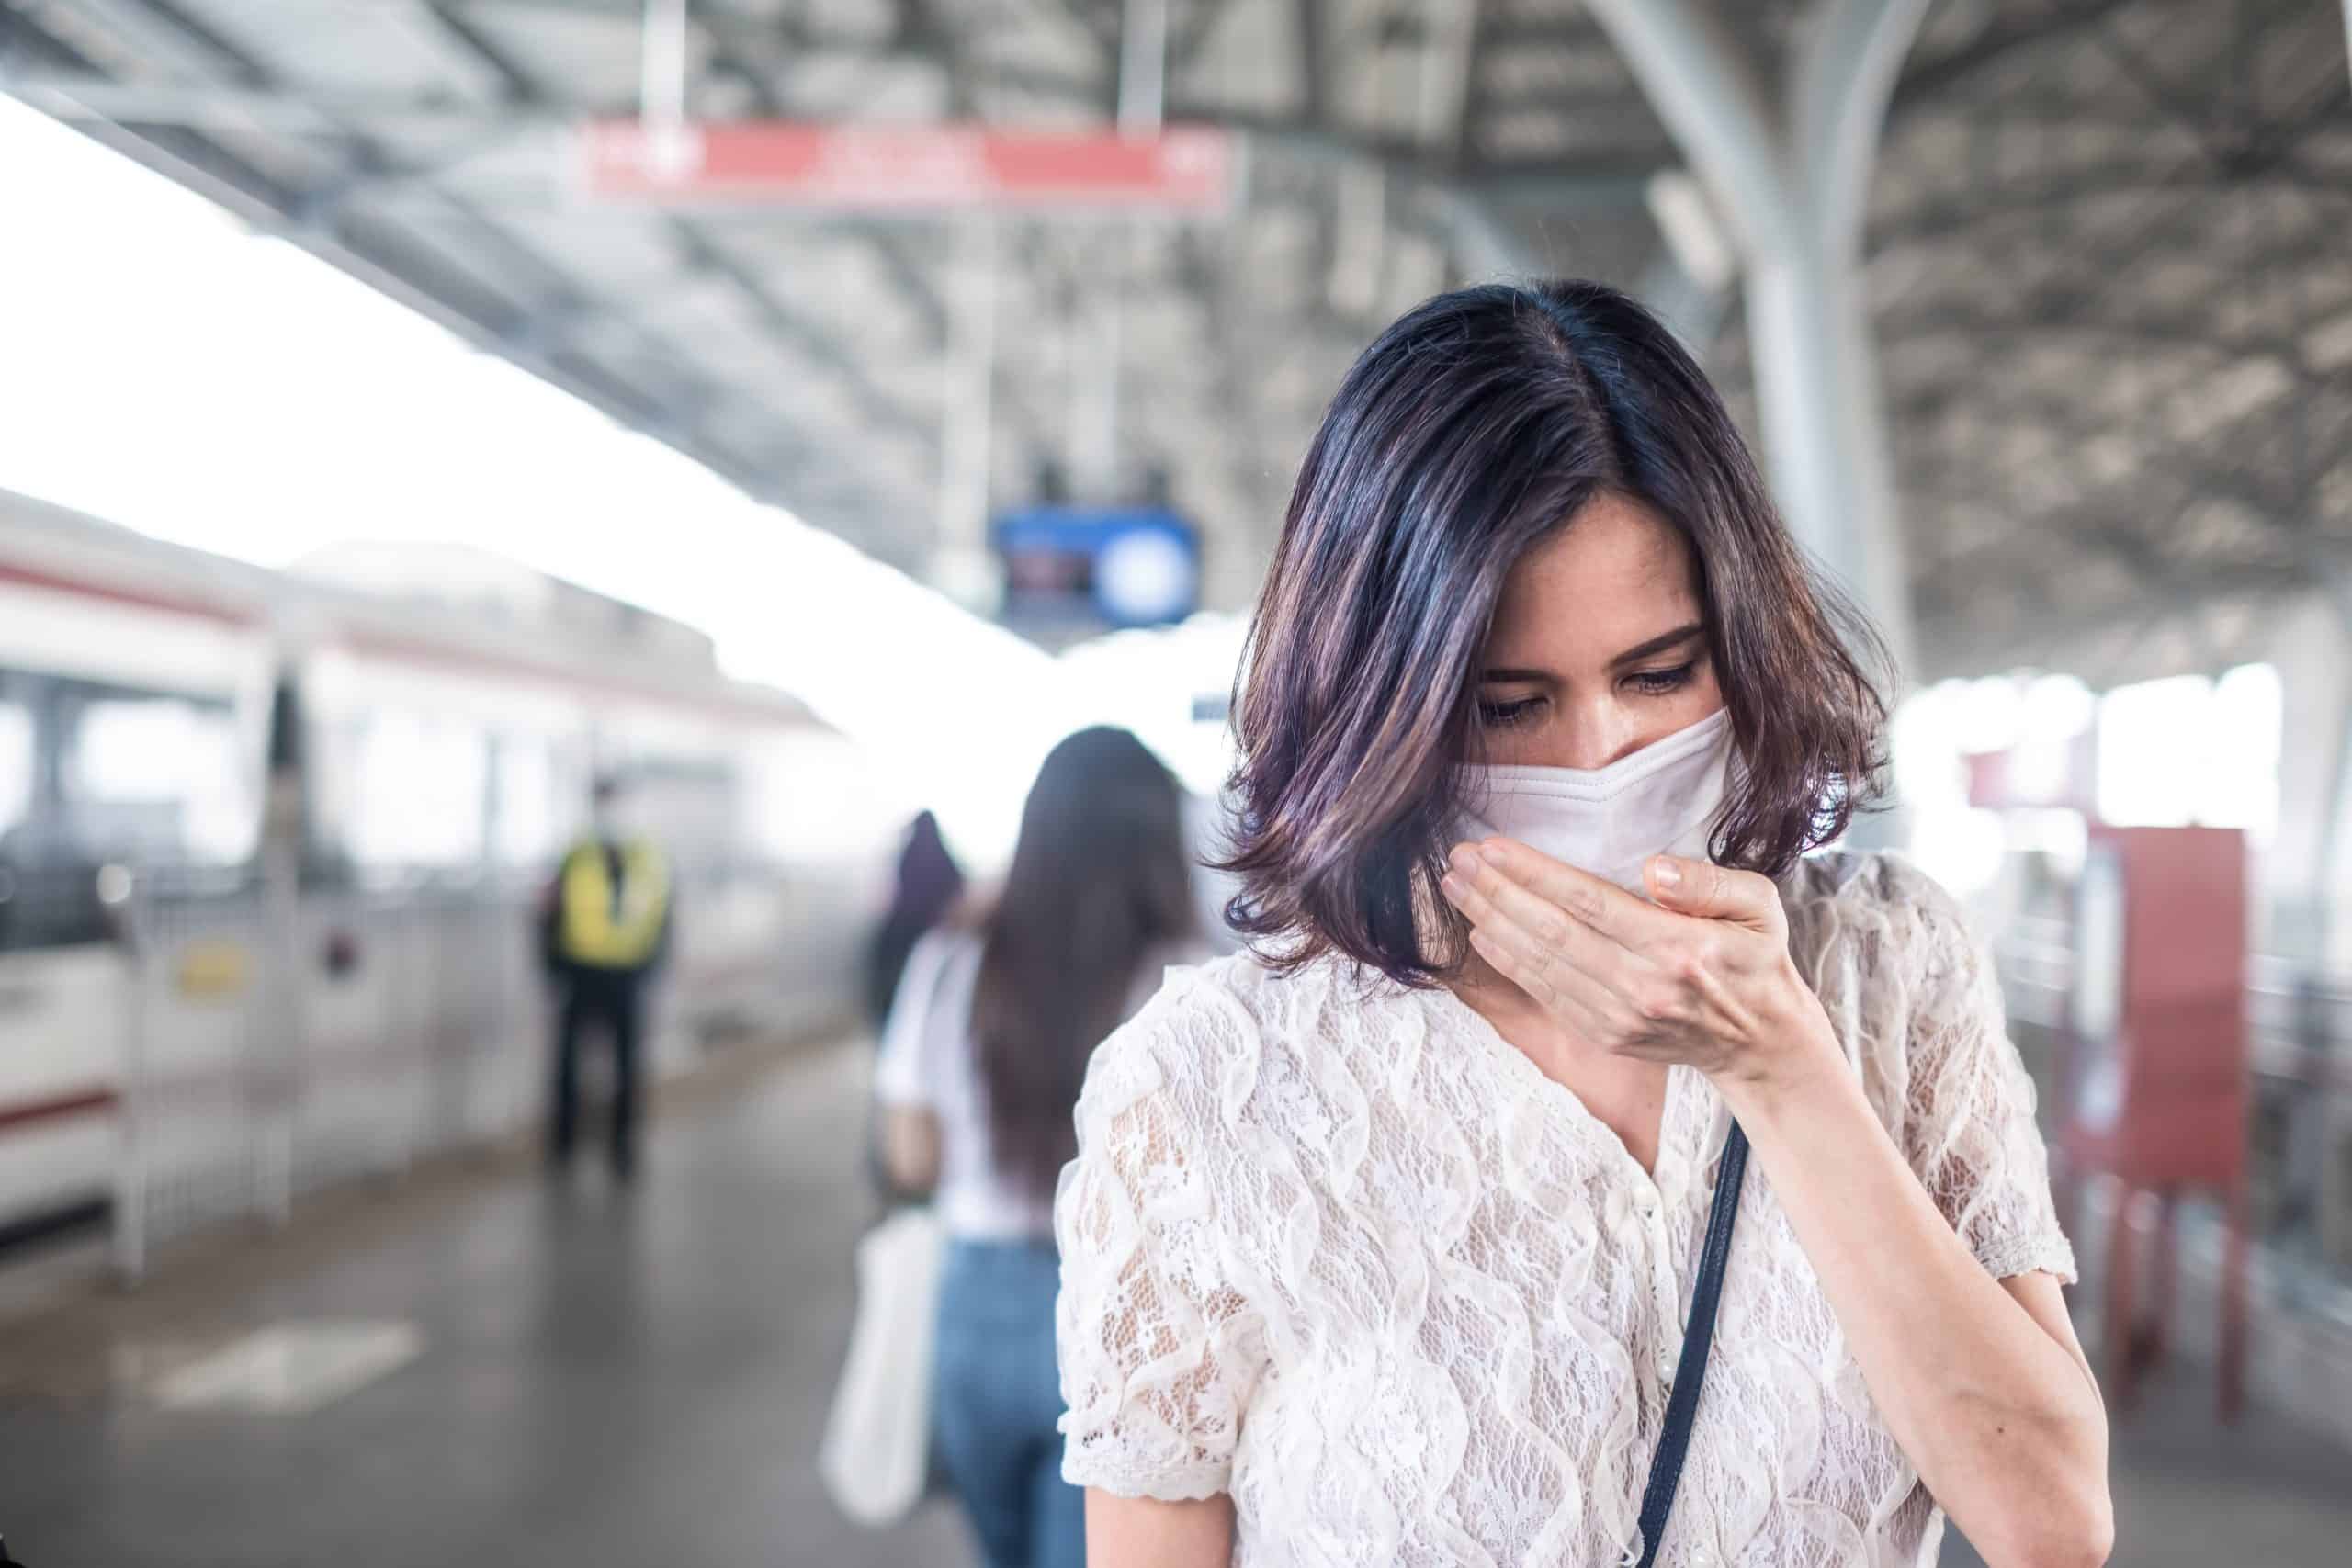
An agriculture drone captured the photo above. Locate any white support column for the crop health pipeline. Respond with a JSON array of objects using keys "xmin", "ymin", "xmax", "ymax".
[
  {"xmin": 1584, "ymin": 0, "xmax": 1928, "ymax": 679},
  {"xmin": 638, "ymin": 0, "xmax": 695, "ymax": 179},
  {"xmin": 1796, "ymin": 0, "xmax": 1937, "ymax": 258},
  {"xmin": 1118, "ymin": 0, "xmax": 1169, "ymax": 135},
  {"xmin": 1071, "ymin": 0, "xmax": 1171, "ymax": 502},
  {"xmin": 935, "ymin": 216, "xmax": 1002, "ymax": 611},
  {"xmin": 1796, "ymin": 0, "xmax": 1931, "ymax": 670},
  {"xmin": 639, "ymin": 0, "xmax": 687, "ymax": 124},
  {"xmin": 2262, "ymin": 591, "xmax": 2352, "ymax": 965}
]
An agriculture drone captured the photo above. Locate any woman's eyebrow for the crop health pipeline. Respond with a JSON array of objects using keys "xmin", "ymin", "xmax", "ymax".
[
  {"xmin": 1478, "ymin": 625, "xmax": 1704, "ymax": 683},
  {"xmin": 1608, "ymin": 622, "xmax": 1704, "ymax": 669}
]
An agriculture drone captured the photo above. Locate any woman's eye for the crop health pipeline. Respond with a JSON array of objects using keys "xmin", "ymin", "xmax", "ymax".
[
  {"xmin": 1477, "ymin": 696, "xmax": 1544, "ymax": 728},
  {"xmin": 1626, "ymin": 664, "xmax": 1695, "ymax": 696}
]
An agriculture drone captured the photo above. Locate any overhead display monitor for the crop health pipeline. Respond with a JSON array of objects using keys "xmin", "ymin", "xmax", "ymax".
[{"xmin": 992, "ymin": 505, "xmax": 1200, "ymax": 640}]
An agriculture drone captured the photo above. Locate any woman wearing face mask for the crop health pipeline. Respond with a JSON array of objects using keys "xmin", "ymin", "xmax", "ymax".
[{"xmin": 1056, "ymin": 281, "xmax": 2110, "ymax": 1568}]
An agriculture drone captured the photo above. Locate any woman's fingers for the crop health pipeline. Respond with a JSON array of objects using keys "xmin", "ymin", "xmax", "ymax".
[
  {"xmin": 1463, "ymin": 836, "xmax": 1680, "ymax": 953},
  {"xmin": 1463, "ymin": 928, "xmax": 1613, "ymax": 1039},
  {"xmin": 1441, "ymin": 847, "xmax": 1626, "ymax": 1016},
  {"xmin": 1645, "ymin": 854, "xmax": 1785, "ymax": 936}
]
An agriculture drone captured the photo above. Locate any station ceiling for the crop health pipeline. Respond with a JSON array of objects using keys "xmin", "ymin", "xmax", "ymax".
[{"xmin": 4, "ymin": 0, "xmax": 2347, "ymax": 686}]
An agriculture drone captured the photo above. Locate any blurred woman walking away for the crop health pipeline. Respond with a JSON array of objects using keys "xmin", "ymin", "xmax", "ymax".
[
  {"xmin": 865, "ymin": 808, "xmax": 966, "ymax": 1033},
  {"xmin": 875, "ymin": 728, "xmax": 1200, "ymax": 1568}
]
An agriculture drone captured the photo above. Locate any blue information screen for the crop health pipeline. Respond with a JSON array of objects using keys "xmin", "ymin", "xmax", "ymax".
[{"xmin": 993, "ymin": 504, "xmax": 1200, "ymax": 630}]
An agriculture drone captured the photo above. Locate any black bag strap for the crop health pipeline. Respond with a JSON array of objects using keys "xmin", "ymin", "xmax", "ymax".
[{"xmin": 1632, "ymin": 1121, "xmax": 1750, "ymax": 1568}]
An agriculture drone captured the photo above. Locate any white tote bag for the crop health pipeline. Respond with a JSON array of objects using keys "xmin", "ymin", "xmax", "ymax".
[{"xmin": 819, "ymin": 1201, "xmax": 946, "ymax": 1526}]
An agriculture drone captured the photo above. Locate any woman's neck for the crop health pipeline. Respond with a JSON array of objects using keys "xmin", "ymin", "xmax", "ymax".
[
  {"xmin": 1449, "ymin": 953, "xmax": 1593, "ymax": 1067},
  {"xmin": 1449, "ymin": 953, "xmax": 1671, "ymax": 1171}
]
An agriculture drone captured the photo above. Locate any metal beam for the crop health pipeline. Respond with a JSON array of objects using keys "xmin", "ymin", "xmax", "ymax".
[
  {"xmin": 1881, "ymin": 47, "xmax": 2352, "ymax": 243},
  {"xmin": 1293, "ymin": 0, "xmax": 1328, "ymax": 129},
  {"xmin": 859, "ymin": 227, "xmax": 952, "ymax": 347},
  {"xmin": 1890, "ymin": 311, "xmax": 2338, "ymax": 389},
  {"xmin": 680, "ymin": 1, "xmax": 787, "ymax": 118},
  {"xmin": 2086, "ymin": 1, "xmax": 2240, "ymax": 160},
  {"xmin": 1168, "ymin": 0, "xmax": 1242, "ymax": 85},
  {"xmin": 1887, "ymin": 0, "xmax": 2141, "ymax": 116},
  {"xmin": 420, "ymin": 1, "xmax": 540, "ymax": 101},
  {"xmin": 0, "ymin": 69, "xmax": 1672, "ymax": 193},
  {"xmin": 1871, "ymin": 155, "xmax": 2350, "ymax": 250},
  {"xmin": 405, "ymin": 1, "xmax": 937, "ymax": 447},
  {"xmin": 663, "ymin": 218, "xmax": 935, "ymax": 440},
  {"xmin": 1905, "ymin": 468, "xmax": 2319, "ymax": 574}
]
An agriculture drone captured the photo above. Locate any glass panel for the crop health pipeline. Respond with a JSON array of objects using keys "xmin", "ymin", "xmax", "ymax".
[
  {"xmin": 346, "ymin": 710, "xmax": 488, "ymax": 872},
  {"xmin": 63, "ymin": 693, "xmax": 252, "ymax": 865},
  {"xmin": 2204, "ymin": 662, "xmax": 2283, "ymax": 837},
  {"xmin": 0, "ymin": 701, "xmax": 31, "ymax": 837},
  {"xmin": 2097, "ymin": 675, "xmax": 2214, "ymax": 829},
  {"xmin": 492, "ymin": 735, "xmax": 558, "ymax": 869}
]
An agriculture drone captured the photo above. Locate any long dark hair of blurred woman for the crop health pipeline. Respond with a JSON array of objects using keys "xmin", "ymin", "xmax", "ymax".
[
  {"xmin": 873, "ymin": 727, "xmax": 1197, "ymax": 1568},
  {"xmin": 865, "ymin": 808, "xmax": 965, "ymax": 1031}
]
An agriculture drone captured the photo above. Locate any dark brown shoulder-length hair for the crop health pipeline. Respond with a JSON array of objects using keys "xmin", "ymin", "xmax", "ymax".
[
  {"xmin": 1218, "ymin": 277, "xmax": 1892, "ymax": 987},
  {"xmin": 973, "ymin": 726, "xmax": 1196, "ymax": 1201}
]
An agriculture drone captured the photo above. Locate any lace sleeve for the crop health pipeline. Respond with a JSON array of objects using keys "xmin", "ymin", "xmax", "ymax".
[
  {"xmin": 1056, "ymin": 986, "xmax": 1267, "ymax": 1501},
  {"xmin": 1896, "ymin": 869, "xmax": 2079, "ymax": 1285}
]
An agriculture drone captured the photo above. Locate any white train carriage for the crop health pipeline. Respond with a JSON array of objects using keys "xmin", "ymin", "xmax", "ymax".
[
  {"xmin": 0, "ymin": 491, "xmax": 893, "ymax": 1258},
  {"xmin": 0, "ymin": 494, "xmax": 277, "ymax": 1244}
]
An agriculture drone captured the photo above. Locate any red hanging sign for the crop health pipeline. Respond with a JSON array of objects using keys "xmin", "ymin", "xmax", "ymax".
[{"xmin": 577, "ymin": 121, "xmax": 1239, "ymax": 214}]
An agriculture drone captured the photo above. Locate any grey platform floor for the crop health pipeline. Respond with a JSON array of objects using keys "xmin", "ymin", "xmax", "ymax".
[
  {"xmin": 0, "ymin": 1039, "xmax": 970, "ymax": 1567},
  {"xmin": 1, "ymin": 1036, "xmax": 2346, "ymax": 1567}
]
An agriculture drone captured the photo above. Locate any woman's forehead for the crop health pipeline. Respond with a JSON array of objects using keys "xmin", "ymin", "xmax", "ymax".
[{"xmin": 1486, "ymin": 496, "xmax": 1700, "ymax": 659}]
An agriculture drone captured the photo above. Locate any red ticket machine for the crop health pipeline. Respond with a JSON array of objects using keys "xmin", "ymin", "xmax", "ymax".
[{"xmin": 2057, "ymin": 824, "xmax": 2249, "ymax": 1417}]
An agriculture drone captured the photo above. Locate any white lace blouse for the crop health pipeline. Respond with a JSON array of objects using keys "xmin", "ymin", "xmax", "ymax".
[{"xmin": 1055, "ymin": 850, "xmax": 2075, "ymax": 1568}]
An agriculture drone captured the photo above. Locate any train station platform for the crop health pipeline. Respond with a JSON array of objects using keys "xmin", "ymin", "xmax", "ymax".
[
  {"xmin": 2, "ymin": 1035, "xmax": 2346, "ymax": 1567},
  {"xmin": 0, "ymin": 1038, "xmax": 963, "ymax": 1567}
]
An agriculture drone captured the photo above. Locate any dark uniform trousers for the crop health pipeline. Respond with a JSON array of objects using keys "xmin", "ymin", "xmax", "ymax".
[{"xmin": 549, "ymin": 965, "xmax": 646, "ymax": 1179}]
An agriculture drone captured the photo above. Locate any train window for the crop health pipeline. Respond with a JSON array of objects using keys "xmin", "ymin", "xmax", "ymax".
[
  {"xmin": 492, "ymin": 736, "xmax": 559, "ymax": 867},
  {"xmin": 348, "ymin": 710, "xmax": 488, "ymax": 872},
  {"xmin": 63, "ymin": 694, "xmax": 252, "ymax": 865},
  {"xmin": 2204, "ymin": 662, "xmax": 2281, "ymax": 838},
  {"xmin": 0, "ymin": 702, "xmax": 30, "ymax": 837}
]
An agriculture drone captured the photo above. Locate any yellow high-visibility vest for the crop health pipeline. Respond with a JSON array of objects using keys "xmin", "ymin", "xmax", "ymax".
[{"xmin": 558, "ymin": 839, "xmax": 670, "ymax": 969}]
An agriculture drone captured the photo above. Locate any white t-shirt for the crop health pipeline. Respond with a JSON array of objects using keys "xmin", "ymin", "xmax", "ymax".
[
  {"xmin": 875, "ymin": 928, "xmax": 1189, "ymax": 1242},
  {"xmin": 1054, "ymin": 849, "xmax": 2075, "ymax": 1567}
]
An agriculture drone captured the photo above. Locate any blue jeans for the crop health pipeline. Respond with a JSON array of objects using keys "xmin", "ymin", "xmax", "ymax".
[{"xmin": 933, "ymin": 1237, "xmax": 1085, "ymax": 1568}]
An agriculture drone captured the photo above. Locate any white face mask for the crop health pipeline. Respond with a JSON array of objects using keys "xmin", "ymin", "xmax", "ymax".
[{"xmin": 1455, "ymin": 707, "xmax": 1736, "ymax": 894}]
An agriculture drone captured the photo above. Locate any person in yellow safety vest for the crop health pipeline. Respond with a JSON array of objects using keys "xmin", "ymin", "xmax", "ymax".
[{"xmin": 538, "ymin": 775, "xmax": 673, "ymax": 1182}]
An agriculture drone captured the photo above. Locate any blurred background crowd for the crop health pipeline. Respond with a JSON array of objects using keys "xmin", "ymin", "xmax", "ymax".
[{"xmin": 0, "ymin": 1, "xmax": 2347, "ymax": 1563}]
